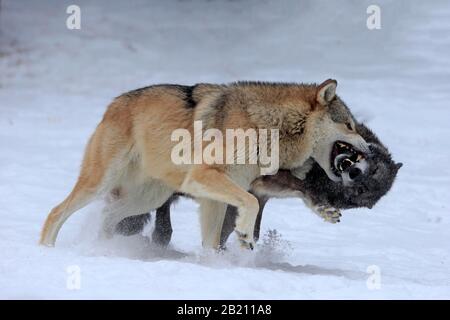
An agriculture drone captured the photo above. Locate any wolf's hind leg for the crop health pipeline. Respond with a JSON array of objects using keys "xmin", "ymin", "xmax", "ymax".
[
  {"xmin": 220, "ymin": 205, "xmax": 238, "ymax": 249},
  {"xmin": 40, "ymin": 175, "xmax": 101, "ymax": 246},
  {"xmin": 40, "ymin": 133, "xmax": 113, "ymax": 245},
  {"xmin": 152, "ymin": 195, "xmax": 178, "ymax": 247},
  {"xmin": 115, "ymin": 213, "xmax": 151, "ymax": 236},
  {"xmin": 40, "ymin": 115, "xmax": 136, "ymax": 246}
]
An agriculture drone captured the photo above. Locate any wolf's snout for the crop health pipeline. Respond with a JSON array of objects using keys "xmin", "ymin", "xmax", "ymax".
[
  {"xmin": 357, "ymin": 139, "xmax": 371, "ymax": 154},
  {"xmin": 340, "ymin": 157, "xmax": 369, "ymax": 185},
  {"xmin": 349, "ymin": 167, "xmax": 362, "ymax": 179}
]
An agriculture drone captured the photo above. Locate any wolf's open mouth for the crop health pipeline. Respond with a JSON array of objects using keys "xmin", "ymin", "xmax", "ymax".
[{"xmin": 330, "ymin": 141, "xmax": 365, "ymax": 176}]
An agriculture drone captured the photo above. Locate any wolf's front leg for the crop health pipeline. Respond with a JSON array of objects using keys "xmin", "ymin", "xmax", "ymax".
[
  {"xmin": 152, "ymin": 196, "xmax": 175, "ymax": 247},
  {"xmin": 220, "ymin": 195, "xmax": 268, "ymax": 249},
  {"xmin": 181, "ymin": 166, "xmax": 259, "ymax": 250},
  {"xmin": 302, "ymin": 195, "xmax": 341, "ymax": 223},
  {"xmin": 290, "ymin": 158, "xmax": 314, "ymax": 180},
  {"xmin": 198, "ymin": 199, "xmax": 227, "ymax": 249}
]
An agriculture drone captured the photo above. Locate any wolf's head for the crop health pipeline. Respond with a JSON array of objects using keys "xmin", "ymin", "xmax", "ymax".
[
  {"xmin": 303, "ymin": 122, "xmax": 402, "ymax": 209},
  {"xmin": 310, "ymin": 79, "xmax": 371, "ymax": 183}
]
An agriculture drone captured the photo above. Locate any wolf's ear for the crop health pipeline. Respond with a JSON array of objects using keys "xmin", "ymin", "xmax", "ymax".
[
  {"xmin": 316, "ymin": 79, "xmax": 337, "ymax": 105},
  {"xmin": 396, "ymin": 162, "xmax": 403, "ymax": 170}
]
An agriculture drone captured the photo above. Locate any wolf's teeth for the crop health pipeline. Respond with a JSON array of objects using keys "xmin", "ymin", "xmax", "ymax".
[{"xmin": 343, "ymin": 159, "xmax": 354, "ymax": 167}]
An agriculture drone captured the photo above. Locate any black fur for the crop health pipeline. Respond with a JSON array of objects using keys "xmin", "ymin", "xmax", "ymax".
[
  {"xmin": 179, "ymin": 85, "xmax": 196, "ymax": 108},
  {"xmin": 120, "ymin": 84, "xmax": 197, "ymax": 109},
  {"xmin": 115, "ymin": 194, "xmax": 179, "ymax": 245},
  {"xmin": 115, "ymin": 213, "xmax": 150, "ymax": 236}
]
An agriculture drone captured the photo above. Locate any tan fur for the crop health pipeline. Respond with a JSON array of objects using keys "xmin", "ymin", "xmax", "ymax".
[
  {"xmin": 40, "ymin": 80, "xmax": 367, "ymax": 249},
  {"xmin": 198, "ymin": 199, "xmax": 228, "ymax": 248}
]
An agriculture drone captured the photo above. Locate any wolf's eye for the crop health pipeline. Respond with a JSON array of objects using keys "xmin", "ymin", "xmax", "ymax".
[{"xmin": 345, "ymin": 122, "xmax": 353, "ymax": 131}]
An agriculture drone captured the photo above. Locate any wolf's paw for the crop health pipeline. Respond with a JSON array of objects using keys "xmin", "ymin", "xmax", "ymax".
[
  {"xmin": 39, "ymin": 240, "xmax": 55, "ymax": 247},
  {"xmin": 317, "ymin": 206, "xmax": 341, "ymax": 224},
  {"xmin": 235, "ymin": 230, "xmax": 255, "ymax": 250}
]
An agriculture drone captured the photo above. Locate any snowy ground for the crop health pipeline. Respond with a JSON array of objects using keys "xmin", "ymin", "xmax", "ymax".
[{"xmin": 0, "ymin": 0, "xmax": 449, "ymax": 299}]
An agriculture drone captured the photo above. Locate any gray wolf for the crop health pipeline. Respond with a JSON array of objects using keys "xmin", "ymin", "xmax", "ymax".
[
  {"xmin": 116, "ymin": 122, "xmax": 401, "ymax": 247},
  {"xmin": 40, "ymin": 80, "xmax": 370, "ymax": 250}
]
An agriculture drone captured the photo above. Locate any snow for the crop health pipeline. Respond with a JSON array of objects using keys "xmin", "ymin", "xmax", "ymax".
[{"xmin": 1, "ymin": 0, "xmax": 449, "ymax": 299}]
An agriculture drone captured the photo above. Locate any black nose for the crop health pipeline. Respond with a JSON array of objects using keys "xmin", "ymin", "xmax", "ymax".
[{"xmin": 349, "ymin": 167, "xmax": 362, "ymax": 180}]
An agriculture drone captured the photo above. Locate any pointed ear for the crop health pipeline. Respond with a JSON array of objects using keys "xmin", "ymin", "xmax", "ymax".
[
  {"xmin": 396, "ymin": 162, "xmax": 403, "ymax": 170},
  {"xmin": 316, "ymin": 79, "xmax": 337, "ymax": 105}
]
